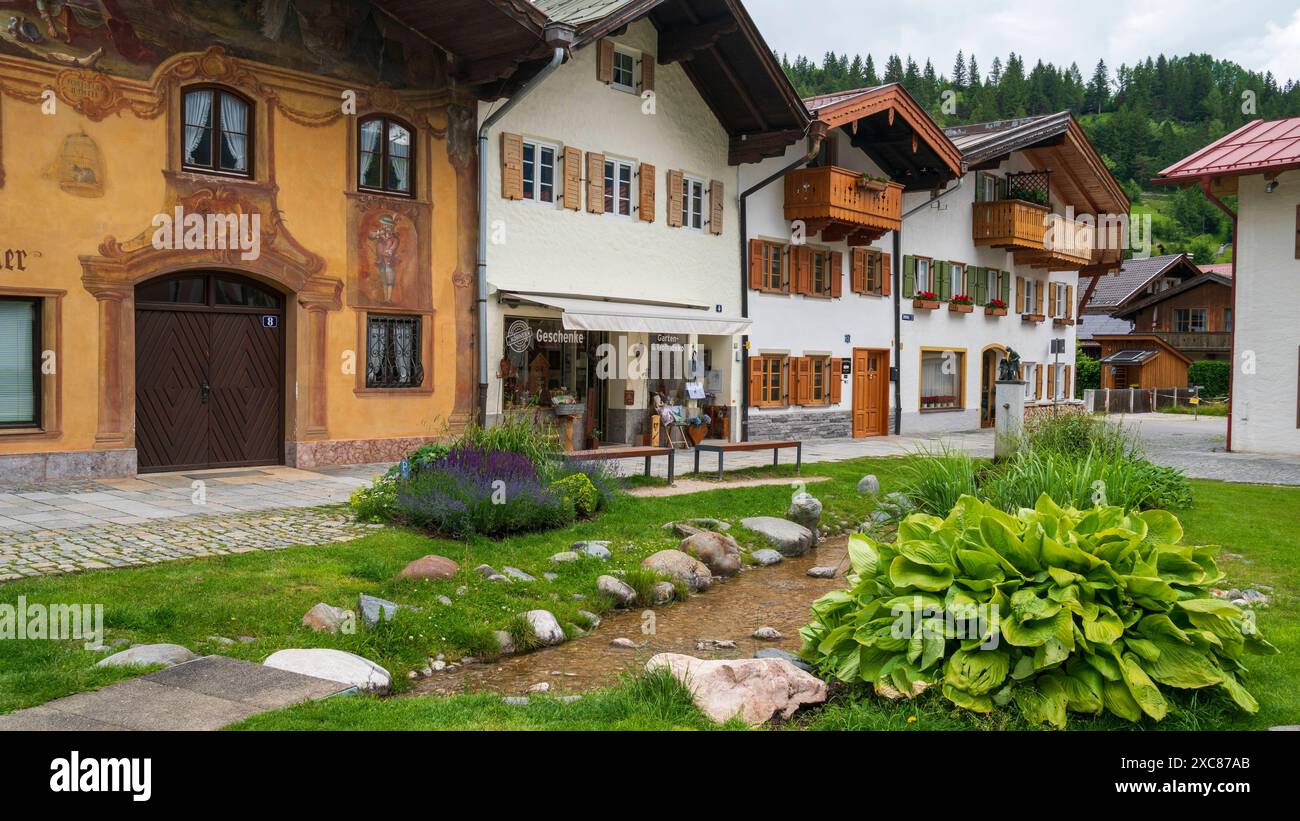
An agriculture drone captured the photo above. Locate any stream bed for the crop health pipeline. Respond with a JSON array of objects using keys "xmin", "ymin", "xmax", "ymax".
[{"xmin": 409, "ymin": 535, "xmax": 850, "ymax": 697}]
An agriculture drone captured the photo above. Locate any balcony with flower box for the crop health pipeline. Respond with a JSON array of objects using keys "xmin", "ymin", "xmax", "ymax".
[{"xmin": 784, "ymin": 166, "xmax": 904, "ymax": 245}]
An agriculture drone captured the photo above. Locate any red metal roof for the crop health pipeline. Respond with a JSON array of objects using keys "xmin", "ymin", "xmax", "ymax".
[{"xmin": 1154, "ymin": 117, "xmax": 1300, "ymax": 182}]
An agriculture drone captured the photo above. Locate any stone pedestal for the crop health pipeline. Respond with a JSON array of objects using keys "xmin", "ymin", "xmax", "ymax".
[{"xmin": 994, "ymin": 380, "xmax": 1027, "ymax": 461}]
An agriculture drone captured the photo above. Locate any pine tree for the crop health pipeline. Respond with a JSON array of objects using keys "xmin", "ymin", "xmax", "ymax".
[
  {"xmin": 952, "ymin": 49, "xmax": 967, "ymax": 90},
  {"xmin": 864, "ymin": 54, "xmax": 879, "ymax": 86}
]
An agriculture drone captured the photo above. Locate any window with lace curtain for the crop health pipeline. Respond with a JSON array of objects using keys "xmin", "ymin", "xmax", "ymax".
[
  {"xmin": 366, "ymin": 314, "xmax": 424, "ymax": 389},
  {"xmin": 182, "ymin": 86, "xmax": 251, "ymax": 177},
  {"xmin": 358, "ymin": 116, "xmax": 415, "ymax": 197}
]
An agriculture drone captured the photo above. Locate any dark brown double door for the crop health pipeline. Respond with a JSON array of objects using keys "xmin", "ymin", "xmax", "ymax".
[{"xmin": 135, "ymin": 273, "xmax": 284, "ymax": 473}]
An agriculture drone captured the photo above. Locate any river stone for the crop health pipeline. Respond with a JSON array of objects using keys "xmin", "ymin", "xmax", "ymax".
[
  {"xmin": 527, "ymin": 682, "xmax": 551, "ymax": 694},
  {"xmin": 642, "ymin": 549, "xmax": 713, "ymax": 592},
  {"xmin": 264, "ymin": 648, "xmax": 391, "ymax": 694},
  {"xmin": 597, "ymin": 574, "xmax": 637, "ymax": 607},
  {"xmin": 494, "ymin": 630, "xmax": 516, "ymax": 655},
  {"xmin": 646, "ymin": 653, "xmax": 828, "ymax": 725},
  {"xmin": 751, "ymin": 548, "xmax": 783, "ymax": 566},
  {"xmin": 652, "ymin": 581, "xmax": 676, "ymax": 605},
  {"xmin": 503, "ymin": 696, "xmax": 529, "ymax": 706},
  {"xmin": 611, "ymin": 637, "xmax": 641, "ymax": 649},
  {"xmin": 502, "ymin": 566, "xmax": 536, "ymax": 582},
  {"xmin": 302, "ymin": 602, "xmax": 351, "ymax": 634},
  {"xmin": 755, "ymin": 647, "xmax": 815, "ymax": 673},
  {"xmin": 807, "ymin": 566, "xmax": 837, "ymax": 579},
  {"xmin": 786, "ymin": 493, "xmax": 823, "ymax": 541},
  {"xmin": 96, "ymin": 643, "xmax": 196, "ymax": 669},
  {"xmin": 857, "ymin": 475, "xmax": 881, "ymax": 497},
  {"xmin": 524, "ymin": 610, "xmax": 566, "ymax": 646},
  {"xmin": 696, "ymin": 639, "xmax": 737, "ymax": 650},
  {"xmin": 359, "ymin": 593, "xmax": 410, "ymax": 629},
  {"xmin": 753, "ymin": 626, "xmax": 782, "ymax": 641},
  {"xmin": 572, "ymin": 541, "xmax": 612, "ymax": 560},
  {"xmin": 741, "ymin": 516, "xmax": 814, "ymax": 557},
  {"xmin": 680, "ymin": 531, "xmax": 742, "ymax": 577},
  {"xmin": 577, "ymin": 610, "xmax": 602, "ymax": 629},
  {"xmin": 550, "ymin": 551, "xmax": 580, "ymax": 563},
  {"xmin": 397, "ymin": 555, "xmax": 459, "ymax": 581}
]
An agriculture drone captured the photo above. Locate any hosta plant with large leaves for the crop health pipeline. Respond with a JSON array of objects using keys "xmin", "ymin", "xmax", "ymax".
[{"xmin": 799, "ymin": 494, "xmax": 1277, "ymax": 727}]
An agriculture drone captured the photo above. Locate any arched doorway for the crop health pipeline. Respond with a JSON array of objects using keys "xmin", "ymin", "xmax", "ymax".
[
  {"xmin": 134, "ymin": 272, "xmax": 285, "ymax": 472},
  {"xmin": 980, "ymin": 345, "xmax": 1006, "ymax": 429}
]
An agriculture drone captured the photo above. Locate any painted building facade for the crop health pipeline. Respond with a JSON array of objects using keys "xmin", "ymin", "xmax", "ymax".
[{"xmin": 0, "ymin": 4, "xmax": 481, "ymax": 479}]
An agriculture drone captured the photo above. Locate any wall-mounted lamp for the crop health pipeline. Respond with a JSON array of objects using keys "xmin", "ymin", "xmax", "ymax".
[{"xmin": 1265, "ymin": 180, "xmax": 1279, "ymax": 194}]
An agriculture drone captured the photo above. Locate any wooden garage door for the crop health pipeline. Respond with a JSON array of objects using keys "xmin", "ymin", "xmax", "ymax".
[{"xmin": 135, "ymin": 273, "xmax": 283, "ymax": 473}]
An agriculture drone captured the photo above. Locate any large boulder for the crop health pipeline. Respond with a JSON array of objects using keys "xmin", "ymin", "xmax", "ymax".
[
  {"xmin": 856, "ymin": 475, "xmax": 881, "ymax": 497},
  {"xmin": 571, "ymin": 541, "xmax": 612, "ymax": 560},
  {"xmin": 642, "ymin": 550, "xmax": 713, "ymax": 592},
  {"xmin": 523, "ymin": 610, "xmax": 566, "ymax": 646},
  {"xmin": 646, "ymin": 653, "xmax": 827, "ymax": 725},
  {"xmin": 751, "ymin": 549, "xmax": 783, "ymax": 566},
  {"xmin": 679, "ymin": 531, "xmax": 742, "ymax": 578},
  {"xmin": 785, "ymin": 493, "xmax": 823, "ymax": 540},
  {"xmin": 302, "ymin": 602, "xmax": 352, "ymax": 633},
  {"xmin": 397, "ymin": 555, "xmax": 459, "ymax": 581},
  {"xmin": 597, "ymin": 575, "xmax": 638, "ymax": 607},
  {"xmin": 263, "ymin": 648, "xmax": 391, "ymax": 694},
  {"xmin": 754, "ymin": 647, "xmax": 815, "ymax": 673},
  {"xmin": 741, "ymin": 516, "xmax": 815, "ymax": 557},
  {"xmin": 96, "ymin": 643, "xmax": 196, "ymax": 669}
]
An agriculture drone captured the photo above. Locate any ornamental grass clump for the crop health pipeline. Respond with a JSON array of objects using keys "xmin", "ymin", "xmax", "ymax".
[{"xmin": 800, "ymin": 494, "xmax": 1277, "ymax": 728}]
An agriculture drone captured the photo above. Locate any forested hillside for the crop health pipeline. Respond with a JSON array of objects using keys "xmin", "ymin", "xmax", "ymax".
[{"xmin": 781, "ymin": 52, "xmax": 1300, "ymax": 261}]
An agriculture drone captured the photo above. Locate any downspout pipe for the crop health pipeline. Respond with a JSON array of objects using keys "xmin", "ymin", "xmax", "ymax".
[
  {"xmin": 1200, "ymin": 176, "xmax": 1238, "ymax": 451},
  {"xmin": 894, "ymin": 177, "xmax": 964, "ymax": 435},
  {"xmin": 476, "ymin": 28, "xmax": 573, "ymax": 426},
  {"xmin": 737, "ymin": 121, "xmax": 828, "ymax": 441}
]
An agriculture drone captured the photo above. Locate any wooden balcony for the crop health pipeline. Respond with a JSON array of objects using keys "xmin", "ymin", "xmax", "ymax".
[
  {"xmin": 972, "ymin": 200, "xmax": 1094, "ymax": 270},
  {"xmin": 784, "ymin": 166, "xmax": 903, "ymax": 245},
  {"xmin": 1153, "ymin": 331, "xmax": 1232, "ymax": 352}
]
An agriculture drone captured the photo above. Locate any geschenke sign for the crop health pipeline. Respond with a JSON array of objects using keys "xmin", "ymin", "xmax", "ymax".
[{"xmin": 506, "ymin": 318, "xmax": 584, "ymax": 353}]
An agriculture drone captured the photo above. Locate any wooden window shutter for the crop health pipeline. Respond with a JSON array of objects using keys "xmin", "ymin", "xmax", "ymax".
[
  {"xmin": 830, "ymin": 251, "xmax": 844, "ymax": 298},
  {"xmin": 748, "ymin": 239, "xmax": 765, "ymax": 290},
  {"xmin": 638, "ymin": 163, "xmax": 656, "ymax": 222},
  {"xmin": 1065, "ymin": 366, "xmax": 1072, "ymax": 399},
  {"xmin": 1001, "ymin": 271, "xmax": 1011, "ymax": 304},
  {"xmin": 792, "ymin": 357, "xmax": 811, "ymax": 405},
  {"xmin": 1066, "ymin": 284, "xmax": 1075, "ymax": 320},
  {"xmin": 641, "ymin": 54, "xmax": 655, "ymax": 93},
  {"xmin": 501, "ymin": 133, "xmax": 524, "ymax": 200},
  {"xmin": 667, "ymin": 170, "xmax": 684, "ymax": 227},
  {"xmin": 709, "ymin": 180, "xmax": 724, "ymax": 235},
  {"xmin": 1034, "ymin": 280, "xmax": 1044, "ymax": 315},
  {"xmin": 829, "ymin": 358, "xmax": 843, "ymax": 405},
  {"xmin": 748, "ymin": 356, "xmax": 763, "ymax": 406},
  {"xmin": 974, "ymin": 172, "xmax": 987, "ymax": 202},
  {"xmin": 562, "ymin": 146, "xmax": 582, "ymax": 210},
  {"xmin": 1016, "ymin": 276, "xmax": 1025, "ymax": 313},
  {"xmin": 903, "ymin": 255, "xmax": 916, "ymax": 297},
  {"xmin": 1047, "ymin": 366, "xmax": 1055, "ymax": 401},
  {"xmin": 882, "ymin": 252, "xmax": 892, "ymax": 295},
  {"xmin": 792, "ymin": 246, "xmax": 812, "ymax": 295},
  {"xmin": 597, "ymin": 40, "xmax": 614, "ymax": 84},
  {"xmin": 586, "ymin": 151, "xmax": 605, "ymax": 214},
  {"xmin": 1036, "ymin": 366, "xmax": 1043, "ymax": 399},
  {"xmin": 850, "ymin": 249, "xmax": 866, "ymax": 293}
]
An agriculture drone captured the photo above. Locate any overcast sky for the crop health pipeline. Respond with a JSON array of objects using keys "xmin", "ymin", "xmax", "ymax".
[{"xmin": 746, "ymin": 0, "xmax": 1300, "ymax": 84}]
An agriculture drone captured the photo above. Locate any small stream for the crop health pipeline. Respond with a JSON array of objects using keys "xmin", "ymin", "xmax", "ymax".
[{"xmin": 409, "ymin": 535, "xmax": 849, "ymax": 697}]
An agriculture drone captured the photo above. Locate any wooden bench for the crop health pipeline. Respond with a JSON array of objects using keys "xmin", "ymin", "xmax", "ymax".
[
  {"xmin": 693, "ymin": 439, "xmax": 802, "ymax": 480},
  {"xmin": 565, "ymin": 446, "xmax": 676, "ymax": 485}
]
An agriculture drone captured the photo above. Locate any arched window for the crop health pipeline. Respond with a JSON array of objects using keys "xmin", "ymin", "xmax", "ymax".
[
  {"xmin": 182, "ymin": 86, "xmax": 252, "ymax": 177},
  {"xmin": 358, "ymin": 115, "xmax": 414, "ymax": 197}
]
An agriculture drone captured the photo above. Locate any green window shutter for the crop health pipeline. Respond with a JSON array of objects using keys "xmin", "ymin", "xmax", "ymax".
[
  {"xmin": 903, "ymin": 255, "xmax": 916, "ymax": 296},
  {"xmin": 1000, "ymin": 271, "xmax": 1011, "ymax": 303},
  {"xmin": 974, "ymin": 173, "xmax": 985, "ymax": 203},
  {"xmin": 935, "ymin": 261, "xmax": 949, "ymax": 300},
  {"xmin": 0, "ymin": 299, "xmax": 37, "ymax": 425},
  {"xmin": 995, "ymin": 176, "xmax": 1008, "ymax": 200},
  {"xmin": 972, "ymin": 266, "xmax": 986, "ymax": 304}
]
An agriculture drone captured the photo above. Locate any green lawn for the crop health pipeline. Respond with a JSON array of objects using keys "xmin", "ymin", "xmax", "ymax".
[{"xmin": 4, "ymin": 460, "xmax": 1296, "ymax": 731}]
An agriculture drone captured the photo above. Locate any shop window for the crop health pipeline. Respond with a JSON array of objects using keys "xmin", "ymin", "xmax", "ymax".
[
  {"xmin": 366, "ymin": 314, "xmax": 424, "ymax": 389},
  {"xmin": 359, "ymin": 115, "xmax": 414, "ymax": 197},
  {"xmin": 0, "ymin": 298, "xmax": 40, "ymax": 428},
  {"xmin": 501, "ymin": 317, "xmax": 588, "ymax": 408},
  {"xmin": 920, "ymin": 349, "xmax": 963, "ymax": 411},
  {"xmin": 182, "ymin": 86, "xmax": 252, "ymax": 177}
]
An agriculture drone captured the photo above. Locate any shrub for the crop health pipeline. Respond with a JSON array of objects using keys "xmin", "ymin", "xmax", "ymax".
[
  {"xmin": 897, "ymin": 445, "xmax": 980, "ymax": 515},
  {"xmin": 349, "ymin": 475, "xmax": 398, "ymax": 522},
  {"xmin": 1075, "ymin": 344, "xmax": 1100, "ymax": 393},
  {"xmin": 1023, "ymin": 413, "xmax": 1133, "ymax": 460},
  {"xmin": 549, "ymin": 472, "xmax": 600, "ymax": 517},
  {"xmin": 800, "ymin": 495, "xmax": 1277, "ymax": 728},
  {"xmin": 1187, "ymin": 360, "xmax": 1230, "ymax": 399}
]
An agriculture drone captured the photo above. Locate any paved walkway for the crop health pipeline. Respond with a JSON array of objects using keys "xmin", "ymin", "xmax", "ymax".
[
  {"xmin": 1106, "ymin": 413, "xmax": 1300, "ymax": 486},
  {"xmin": 0, "ymin": 656, "xmax": 349, "ymax": 731}
]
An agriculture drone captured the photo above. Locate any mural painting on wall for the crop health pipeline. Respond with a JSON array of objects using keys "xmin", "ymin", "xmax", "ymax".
[
  {"xmin": 351, "ymin": 202, "xmax": 427, "ymax": 310},
  {"xmin": 0, "ymin": 1, "xmax": 443, "ymax": 87},
  {"xmin": 43, "ymin": 129, "xmax": 104, "ymax": 196}
]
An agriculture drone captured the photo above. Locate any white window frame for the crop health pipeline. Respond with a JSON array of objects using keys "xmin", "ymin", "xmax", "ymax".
[
  {"xmin": 1051, "ymin": 282, "xmax": 1067, "ymax": 318},
  {"xmin": 983, "ymin": 174, "xmax": 998, "ymax": 201},
  {"xmin": 521, "ymin": 138, "xmax": 559, "ymax": 206},
  {"xmin": 1054, "ymin": 363, "xmax": 1068, "ymax": 400},
  {"xmin": 603, "ymin": 156, "xmax": 635, "ymax": 218},
  {"xmin": 611, "ymin": 46, "xmax": 637, "ymax": 93},
  {"xmin": 916, "ymin": 258, "xmax": 931, "ymax": 293},
  {"xmin": 682, "ymin": 175, "xmax": 706, "ymax": 231},
  {"xmin": 986, "ymin": 268, "xmax": 1000, "ymax": 303},
  {"xmin": 950, "ymin": 263, "xmax": 965, "ymax": 297},
  {"xmin": 1023, "ymin": 362, "xmax": 1038, "ymax": 400},
  {"xmin": 1022, "ymin": 278, "xmax": 1037, "ymax": 314}
]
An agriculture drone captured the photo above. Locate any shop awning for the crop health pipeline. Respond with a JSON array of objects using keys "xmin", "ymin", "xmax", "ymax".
[{"xmin": 500, "ymin": 292, "xmax": 752, "ymax": 336}]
